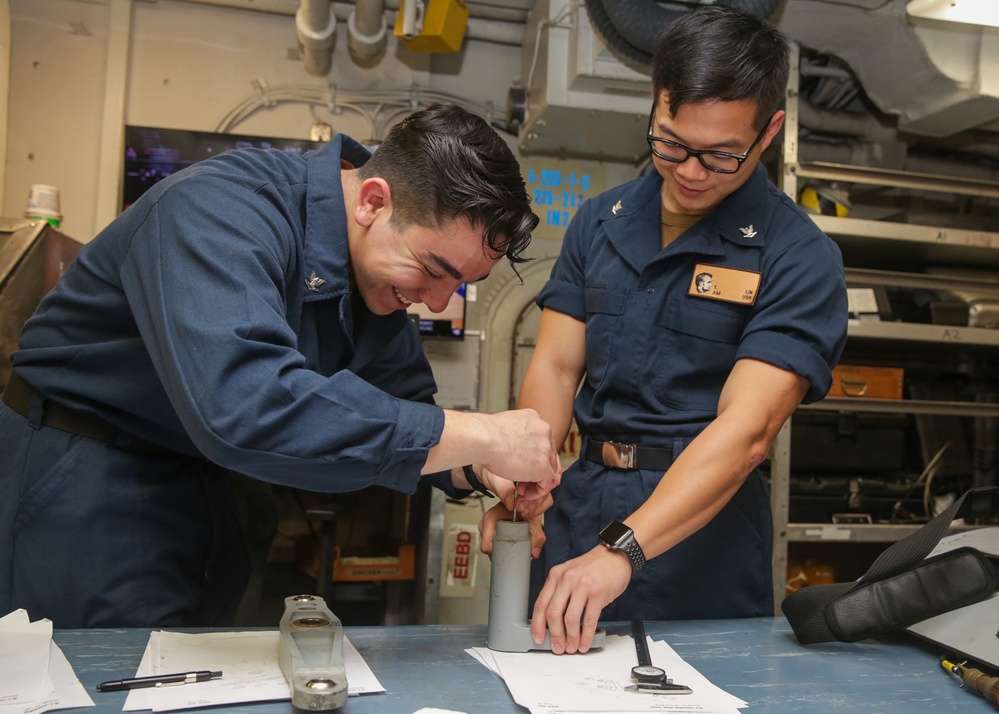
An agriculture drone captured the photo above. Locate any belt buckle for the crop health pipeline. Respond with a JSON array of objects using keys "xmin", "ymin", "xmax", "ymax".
[{"xmin": 602, "ymin": 441, "xmax": 636, "ymax": 469}]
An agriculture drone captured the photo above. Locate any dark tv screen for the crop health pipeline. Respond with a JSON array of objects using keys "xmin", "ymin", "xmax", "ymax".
[
  {"xmin": 122, "ymin": 125, "xmax": 322, "ymax": 211},
  {"xmin": 121, "ymin": 125, "xmax": 465, "ymax": 339}
]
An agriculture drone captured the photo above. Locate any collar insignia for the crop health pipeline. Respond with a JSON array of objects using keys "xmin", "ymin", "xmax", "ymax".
[
  {"xmin": 739, "ymin": 225, "xmax": 757, "ymax": 238},
  {"xmin": 305, "ymin": 271, "xmax": 327, "ymax": 292},
  {"xmin": 612, "ymin": 200, "xmax": 623, "ymax": 215}
]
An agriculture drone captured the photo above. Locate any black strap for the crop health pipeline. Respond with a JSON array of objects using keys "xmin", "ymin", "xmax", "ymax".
[
  {"xmin": 461, "ymin": 465, "xmax": 494, "ymax": 497},
  {"xmin": 2, "ymin": 370, "xmax": 181, "ymax": 458},
  {"xmin": 781, "ymin": 487, "xmax": 999, "ymax": 644}
]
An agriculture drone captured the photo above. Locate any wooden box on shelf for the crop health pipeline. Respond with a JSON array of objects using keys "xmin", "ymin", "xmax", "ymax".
[{"xmin": 827, "ymin": 364, "xmax": 904, "ymax": 400}]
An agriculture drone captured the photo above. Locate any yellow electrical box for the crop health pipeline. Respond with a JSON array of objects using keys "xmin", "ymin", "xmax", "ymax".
[{"xmin": 394, "ymin": 0, "xmax": 469, "ymax": 53}]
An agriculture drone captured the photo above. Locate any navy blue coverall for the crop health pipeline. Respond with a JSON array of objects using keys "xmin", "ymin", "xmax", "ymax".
[
  {"xmin": 533, "ymin": 164, "xmax": 848, "ymax": 619},
  {"xmin": 0, "ymin": 136, "xmax": 453, "ymax": 627}
]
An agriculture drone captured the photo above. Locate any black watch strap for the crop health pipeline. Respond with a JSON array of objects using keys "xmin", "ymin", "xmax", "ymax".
[
  {"xmin": 462, "ymin": 465, "xmax": 494, "ymax": 497},
  {"xmin": 600, "ymin": 521, "xmax": 647, "ymax": 573},
  {"xmin": 620, "ymin": 539, "xmax": 646, "ymax": 572}
]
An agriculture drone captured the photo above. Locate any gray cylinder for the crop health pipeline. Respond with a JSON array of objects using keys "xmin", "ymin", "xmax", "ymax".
[
  {"xmin": 487, "ymin": 520, "xmax": 535, "ymax": 652},
  {"xmin": 486, "ymin": 521, "xmax": 607, "ymax": 652},
  {"xmin": 486, "ymin": 520, "xmax": 606, "ymax": 652}
]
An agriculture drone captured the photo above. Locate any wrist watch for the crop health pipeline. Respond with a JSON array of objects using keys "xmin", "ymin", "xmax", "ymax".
[{"xmin": 598, "ymin": 520, "xmax": 646, "ymax": 572}]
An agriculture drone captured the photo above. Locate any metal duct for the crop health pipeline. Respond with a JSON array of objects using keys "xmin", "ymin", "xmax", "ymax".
[
  {"xmin": 799, "ymin": 139, "xmax": 999, "ymax": 183},
  {"xmin": 779, "ymin": 0, "xmax": 999, "ymax": 138},
  {"xmin": 798, "ymin": 100, "xmax": 898, "ymax": 144},
  {"xmin": 583, "ymin": 0, "xmax": 782, "ymax": 66}
]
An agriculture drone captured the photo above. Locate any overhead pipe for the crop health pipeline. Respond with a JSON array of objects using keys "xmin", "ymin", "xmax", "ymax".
[
  {"xmin": 171, "ymin": 0, "xmax": 527, "ymax": 24},
  {"xmin": 161, "ymin": 0, "xmax": 524, "ymax": 46},
  {"xmin": 348, "ymin": 0, "xmax": 387, "ymax": 61},
  {"xmin": 297, "ymin": 0, "xmax": 336, "ymax": 76}
]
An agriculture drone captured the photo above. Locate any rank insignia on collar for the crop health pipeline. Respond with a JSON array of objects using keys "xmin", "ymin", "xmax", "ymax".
[
  {"xmin": 739, "ymin": 225, "xmax": 757, "ymax": 238},
  {"xmin": 305, "ymin": 271, "xmax": 327, "ymax": 292},
  {"xmin": 612, "ymin": 200, "xmax": 623, "ymax": 215}
]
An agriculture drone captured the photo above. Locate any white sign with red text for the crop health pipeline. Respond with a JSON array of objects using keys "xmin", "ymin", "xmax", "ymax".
[{"xmin": 441, "ymin": 523, "xmax": 479, "ymax": 597}]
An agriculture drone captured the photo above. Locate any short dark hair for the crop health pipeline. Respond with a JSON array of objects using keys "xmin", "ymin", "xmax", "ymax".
[
  {"xmin": 651, "ymin": 6, "xmax": 789, "ymax": 130},
  {"xmin": 358, "ymin": 103, "xmax": 538, "ymax": 264}
]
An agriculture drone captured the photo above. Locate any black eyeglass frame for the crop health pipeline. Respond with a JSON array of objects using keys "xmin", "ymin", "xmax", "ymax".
[{"xmin": 646, "ymin": 107, "xmax": 769, "ymax": 175}]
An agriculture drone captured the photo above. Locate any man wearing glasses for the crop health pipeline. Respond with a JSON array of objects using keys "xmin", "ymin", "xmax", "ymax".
[{"xmin": 480, "ymin": 6, "xmax": 847, "ymax": 654}]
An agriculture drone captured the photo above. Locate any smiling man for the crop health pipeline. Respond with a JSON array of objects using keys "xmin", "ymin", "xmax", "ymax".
[
  {"xmin": 479, "ymin": 7, "xmax": 848, "ymax": 654},
  {"xmin": 0, "ymin": 103, "xmax": 559, "ymax": 628}
]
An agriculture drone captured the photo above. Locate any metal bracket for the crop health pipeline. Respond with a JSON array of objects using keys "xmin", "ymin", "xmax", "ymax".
[{"xmin": 278, "ymin": 594, "xmax": 348, "ymax": 711}]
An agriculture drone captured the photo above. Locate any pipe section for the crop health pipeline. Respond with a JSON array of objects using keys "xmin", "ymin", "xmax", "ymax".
[
  {"xmin": 399, "ymin": 0, "xmax": 418, "ymax": 39},
  {"xmin": 297, "ymin": 0, "xmax": 336, "ymax": 76},
  {"xmin": 486, "ymin": 520, "xmax": 537, "ymax": 653},
  {"xmin": 348, "ymin": 0, "xmax": 387, "ymax": 60}
]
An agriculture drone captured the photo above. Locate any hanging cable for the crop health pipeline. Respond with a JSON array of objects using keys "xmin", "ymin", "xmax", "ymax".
[{"xmin": 214, "ymin": 82, "xmax": 496, "ymax": 142}]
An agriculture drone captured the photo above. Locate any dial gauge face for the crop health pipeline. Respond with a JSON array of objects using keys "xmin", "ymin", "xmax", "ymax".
[{"xmin": 631, "ymin": 664, "xmax": 666, "ymax": 683}]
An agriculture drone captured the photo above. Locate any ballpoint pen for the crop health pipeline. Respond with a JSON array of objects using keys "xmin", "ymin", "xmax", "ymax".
[{"xmin": 96, "ymin": 670, "xmax": 222, "ymax": 692}]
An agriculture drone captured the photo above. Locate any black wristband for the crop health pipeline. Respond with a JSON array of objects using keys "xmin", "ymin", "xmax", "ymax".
[{"xmin": 462, "ymin": 465, "xmax": 494, "ymax": 497}]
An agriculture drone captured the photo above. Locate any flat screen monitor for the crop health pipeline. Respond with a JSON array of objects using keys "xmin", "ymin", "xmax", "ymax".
[
  {"xmin": 121, "ymin": 125, "xmax": 322, "ymax": 212},
  {"xmin": 407, "ymin": 282, "xmax": 466, "ymax": 339}
]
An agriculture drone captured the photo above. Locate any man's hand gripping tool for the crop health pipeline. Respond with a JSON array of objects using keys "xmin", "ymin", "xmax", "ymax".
[{"xmin": 279, "ymin": 594, "xmax": 348, "ymax": 711}]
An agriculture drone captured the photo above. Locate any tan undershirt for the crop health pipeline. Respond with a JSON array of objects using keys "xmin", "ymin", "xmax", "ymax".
[{"xmin": 660, "ymin": 207, "xmax": 702, "ymax": 249}]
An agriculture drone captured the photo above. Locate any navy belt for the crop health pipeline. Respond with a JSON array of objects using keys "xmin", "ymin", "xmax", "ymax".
[
  {"xmin": 584, "ymin": 439, "xmax": 673, "ymax": 471},
  {"xmin": 2, "ymin": 371, "xmax": 179, "ymax": 457}
]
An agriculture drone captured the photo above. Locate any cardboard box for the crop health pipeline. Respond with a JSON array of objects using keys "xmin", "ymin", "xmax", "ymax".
[
  {"xmin": 296, "ymin": 540, "xmax": 415, "ymax": 584},
  {"xmin": 332, "ymin": 544, "xmax": 415, "ymax": 582},
  {"xmin": 827, "ymin": 364, "xmax": 904, "ymax": 399}
]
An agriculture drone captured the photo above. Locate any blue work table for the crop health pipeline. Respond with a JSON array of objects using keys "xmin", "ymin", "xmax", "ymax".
[{"xmin": 55, "ymin": 618, "xmax": 990, "ymax": 712}]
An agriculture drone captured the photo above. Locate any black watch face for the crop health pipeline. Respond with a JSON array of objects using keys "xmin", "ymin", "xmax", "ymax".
[
  {"xmin": 600, "ymin": 521, "xmax": 632, "ymax": 547},
  {"xmin": 631, "ymin": 665, "xmax": 666, "ymax": 683}
]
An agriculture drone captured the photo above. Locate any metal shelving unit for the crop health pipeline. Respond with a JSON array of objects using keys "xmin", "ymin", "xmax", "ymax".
[
  {"xmin": 769, "ymin": 45, "xmax": 999, "ymax": 611},
  {"xmin": 847, "ymin": 319, "xmax": 999, "ymax": 346}
]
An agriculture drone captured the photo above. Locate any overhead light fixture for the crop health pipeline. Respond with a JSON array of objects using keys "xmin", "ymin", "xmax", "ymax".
[{"xmin": 907, "ymin": 0, "xmax": 999, "ymax": 29}]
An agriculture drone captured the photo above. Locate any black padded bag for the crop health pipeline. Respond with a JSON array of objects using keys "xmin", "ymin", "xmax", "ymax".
[{"xmin": 782, "ymin": 487, "xmax": 999, "ymax": 644}]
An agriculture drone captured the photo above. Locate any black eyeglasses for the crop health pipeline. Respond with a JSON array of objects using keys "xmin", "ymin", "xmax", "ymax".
[{"xmin": 646, "ymin": 107, "xmax": 768, "ymax": 174}]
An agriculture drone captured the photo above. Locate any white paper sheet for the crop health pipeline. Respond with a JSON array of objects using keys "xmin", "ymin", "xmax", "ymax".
[
  {"xmin": 467, "ymin": 634, "xmax": 747, "ymax": 714},
  {"xmin": 0, "ymin": 609, "xmax": 94, "ymax": 714},
  {"xmin": 123, "ymin": 630, "xmax": 383, "ymax": 712}
]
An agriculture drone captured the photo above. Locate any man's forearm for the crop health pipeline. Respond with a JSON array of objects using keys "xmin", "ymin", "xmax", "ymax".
[
  {"xmin": 625, "ymin": 415, "xmax": 768, "ymax": 561},
  {"xmin": 422, "ymin": 408, "xmax": 560, "ymax": 488},
  {"xmin": 517, "ymin": 308, "xmax": 587, "ymax": 447},
  {"xmin": 625, "ymin": 359, "xmax": 809, "ymax": 561},
  {"xmin": 422, "ymin": 410, "xmax": 494, "ymax": 475},
  {"xmin": 516, "ymin": 362, "xmax": 577, "ymax": 448}
]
